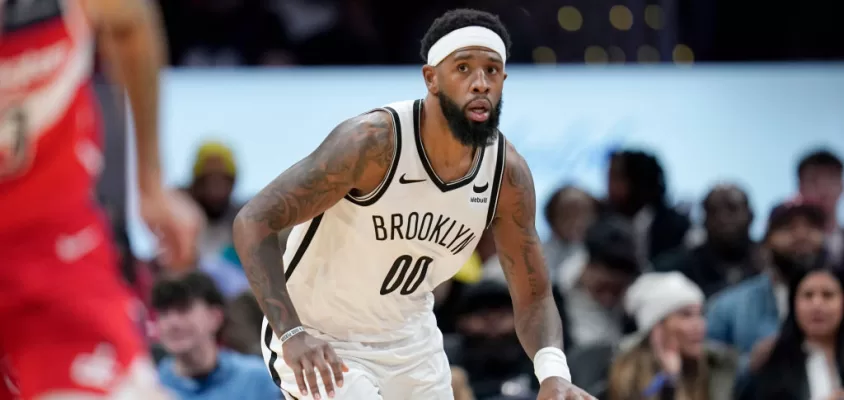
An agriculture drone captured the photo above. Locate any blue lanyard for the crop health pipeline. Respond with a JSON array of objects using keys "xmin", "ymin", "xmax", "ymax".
[{"xmin": 642, "ymin": 372, "xmax": 674, "ymax": 397}]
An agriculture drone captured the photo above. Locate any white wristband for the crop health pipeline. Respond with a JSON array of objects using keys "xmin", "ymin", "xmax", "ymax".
[
  {"xmin": 534, "ymin": 347, "xmax": 571, "ymax": 383},
  {"xmin": 280, "ymin": 326, "xmax": 305, "ymax": 343}
]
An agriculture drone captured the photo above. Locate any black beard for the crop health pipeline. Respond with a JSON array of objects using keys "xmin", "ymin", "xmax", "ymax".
[
  {"xmin": 771, "ymin": 248, "xmax": 824, "ymax": 284},
  {"xmin": 197, "ymin": 199, "xmax": 229, "ymax": 222},
  {"xmin": 437, "ymin": 92, "xmax": 501, "ymax": 148}
]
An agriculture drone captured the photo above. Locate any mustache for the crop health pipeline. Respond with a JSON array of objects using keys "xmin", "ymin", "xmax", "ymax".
[{"xmin": 464, "ymin": 96, "xmax": 493, "ymax": 107}]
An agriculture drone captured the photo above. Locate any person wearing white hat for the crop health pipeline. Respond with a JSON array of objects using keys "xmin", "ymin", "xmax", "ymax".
[{"xmin": 607, "ymin": 272, "xmax": 737, "ymax": 400}]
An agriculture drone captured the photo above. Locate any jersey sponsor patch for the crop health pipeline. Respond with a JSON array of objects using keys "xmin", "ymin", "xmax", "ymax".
[
  {"xmin": 1, "ymin": 0, "xmax": 62, "ymax": 34},
  {"xmin": 468, "ymin": 194, "xmax": 489, "ymax": 208}
]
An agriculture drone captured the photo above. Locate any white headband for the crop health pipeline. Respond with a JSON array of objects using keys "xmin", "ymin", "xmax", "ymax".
[{"xmin": 426, "ymin": 26, "xmax": 507, "ymax": 66}]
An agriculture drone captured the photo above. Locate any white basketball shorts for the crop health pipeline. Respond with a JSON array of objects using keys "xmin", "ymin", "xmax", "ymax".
[{"xmin": 260, "ymin": 319, "xmax": 453, "ymax": 400}]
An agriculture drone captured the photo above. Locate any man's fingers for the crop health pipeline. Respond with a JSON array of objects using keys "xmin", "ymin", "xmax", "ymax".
[
  {"xmin": 315, "ymin": 356, "xmax": 335, "ymax": 397},
  {"xmin": 291, "ymin": 362, "xmax": 307, "ymax": 395},
  {"xmin": 302, "ymin": 358, "xmax": 322, "ymax": 400},
  {"xmin": 324, "ymin": 347, "xmax": 345, "ymax": 388}
]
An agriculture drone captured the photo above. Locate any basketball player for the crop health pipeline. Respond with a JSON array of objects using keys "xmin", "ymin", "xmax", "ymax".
[
  {"xmin": 0, "ymin": 0, "xmax": 198, "ymax": 398},
  {"xmin": 234, "ymin": 9, "xmax": 594, "ymax": 400}
]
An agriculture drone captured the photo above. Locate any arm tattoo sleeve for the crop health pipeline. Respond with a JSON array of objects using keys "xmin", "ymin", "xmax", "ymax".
[
  {"xmin": 232, "ymin": 112, "xmax": 394, "ymax": 336},
  {"xmin": 492, "ymin": 144, "xmax": 564, "ymax": 357}
]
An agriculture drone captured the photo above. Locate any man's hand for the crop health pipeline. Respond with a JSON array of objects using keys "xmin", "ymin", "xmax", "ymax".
[
  {"xmin": 537, "ymin": 377, "xmax": 596, "ymax": 400},
  {"xmin": 748, "ymin": 336, "xmax": 777, "ymax": 372},
  {"xmin": 140, "ymin": 189, "xmax": 201, "ymax": 269},
  {"xmin": 282, "ymin": 333, "xmax": 348, "ymax": 400}
]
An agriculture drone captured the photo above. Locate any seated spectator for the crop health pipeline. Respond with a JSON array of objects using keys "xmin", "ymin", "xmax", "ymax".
[
  {"xmin": 541, "ymin": 185, "xmax": 600, "ymax": 271},
  {"xmin": 741, "ymin": 265, "xmax": 844, "ymax": 400},
  {"xmin": 445, "ymin": 281, "xmax": 535, "ymax": 399},
  {"xmin": 797, "ymin": 149, "xmax": 844, "ymax": 266},
  {"xmin": 655, "ymin": 184, "xmax": 763, "ymax": 298},
  {"xmin": 706, "ymin": 199, "xmax": 827, "ymax": 377},
  {"xmin": 437, "ymin": 231, "xmax": 497, "ymax": 334},
  {"xmin": 559, "ymin": 213, "xmax": 641, "ymax": 348},
  {"xmin": 153, "ymin": 271, "xmax": 280, "ymax": 399},
  {"xmin": 608, "ymin": 272, "xmax": 737, "ymax": 400},
  {"xmin": 189, "ymin": 141, "xmax": 242, "ymax": 258},
  {"xmin": 606, "ymin": 150, "xmax": 691, "ymax": 264},
  {"xmin": 482, "ymin": 185, "xmax": 598, "ymax": 287}
]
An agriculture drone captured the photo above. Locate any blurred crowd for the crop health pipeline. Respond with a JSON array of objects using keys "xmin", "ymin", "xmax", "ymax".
[
  {"xmin": 155, "ymin": 0, "xmax": 844, "ymax": 67},
  {"xmin": 109, "ymin": 139, "xmax": 844, "ymax": 400}
]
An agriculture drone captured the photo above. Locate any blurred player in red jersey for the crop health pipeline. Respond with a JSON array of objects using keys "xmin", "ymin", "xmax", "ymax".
[{"xmin": 0, "ymin": 0, "xmax": 199, "ymax": 398}]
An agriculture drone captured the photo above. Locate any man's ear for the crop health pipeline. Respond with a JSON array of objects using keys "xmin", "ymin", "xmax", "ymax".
[
  {"xmin": 422, "ymin": 65, "xmax": 438, "ymax": 95},
  {"xmin": 209, "ymin": 306, "xmax": 225, "ymax": 333}
]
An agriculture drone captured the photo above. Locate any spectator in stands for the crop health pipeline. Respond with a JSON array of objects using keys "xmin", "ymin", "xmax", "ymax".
[
  {"xmin": 559, "ymin": 213, "xmax": 640, "ymax": 348},
  {"xmin": 655, "ymin": 184, "xmax": 763, "ymax": 298},
  {"xmin": 740, "ymin": 265, "xmax": 844, "ymax": 400},
  {"xmin": 706, "ymin": 199, "xmax": 827, "ymax": 375},
  {"xmin": 445, "ymin": 281, "xmax": 535, "ymax": 399},
  {"xmin": 797, "ymin": 149, "xmax": 843, "ymax": 266},
  {"xmin": 606, "ymin": 150, "xmax": 691, "ymax": 264},
  {"xmin": 436, "ymin": 231, "xmax": 496, "ymax": 334},
  {"xmin": 608, "ymin": 272, "xmax": 736, "ymax": 400},
  {"xmin": 482, "ymin": 185, "xmax": 599, "ymax": 291},
  {"xmin": 189, "ymin": 140, "xmax": 242, "ymax": 257},
  {"xmin": 186, "ymin": 141, "xmax": 251, "ymax": 297},
  {"xmin": 540, "ymin": 185, "xmax": 600, "ymax": 273},
  {"xmin": 153, "ymin": 271, "xmax": 280, "ymax": 399}
]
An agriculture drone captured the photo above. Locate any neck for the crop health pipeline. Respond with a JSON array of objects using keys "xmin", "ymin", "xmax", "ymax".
[
  {"xmin": 767, "ymin": 267, "xmax": 784, "ymax": 286},
  {"xmin": 422, "ymin": 96, "xmax": 475, "ymax": 164},
  {"xmin": 173, "ymin": 340, "xmax": 218, "ymax": 377},
  {"xmin": 807, "ymin": 336, "xmax": 837, "ymax": 354},
  {"xmin": 707, "ymin": 237, "xmax": 751, "ymax": 261}
]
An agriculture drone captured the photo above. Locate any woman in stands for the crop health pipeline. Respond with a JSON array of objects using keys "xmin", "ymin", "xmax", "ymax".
[
  {"xmin": 607, "ymin": 272, "xmax": 737, "ymax": 400},
  {"xmin": 742, "ymin": 265, "xmax": 844, "ymax": 400}
]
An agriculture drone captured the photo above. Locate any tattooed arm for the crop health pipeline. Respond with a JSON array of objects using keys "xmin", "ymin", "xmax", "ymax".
[
  {"xmin": 491, "ymin": 141, "xmax": 563, "ymax": 357},
  {"xmin": 232, "ymin": 111, "xmax": 394, "ymax": 337}
]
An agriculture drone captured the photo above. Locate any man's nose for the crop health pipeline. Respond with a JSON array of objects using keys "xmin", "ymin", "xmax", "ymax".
[{"xmin": 470, "ymin": 71, "xmax": 491, "ymax": 93}]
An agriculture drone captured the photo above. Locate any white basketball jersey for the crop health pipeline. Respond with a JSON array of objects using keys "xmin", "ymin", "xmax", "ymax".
[{"xmin": 282, "ymin": 99, "xmax": 506, "ymax": 343}]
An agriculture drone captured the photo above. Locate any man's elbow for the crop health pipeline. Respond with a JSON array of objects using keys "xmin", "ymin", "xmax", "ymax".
[{"xmin": 232, "ymin": 207, "xmax": 259, "ymax": 249}]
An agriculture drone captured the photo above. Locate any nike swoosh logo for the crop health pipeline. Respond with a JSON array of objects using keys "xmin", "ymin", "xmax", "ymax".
[
  {"xmin": 473, "ymin": 183, "xmax": 489, "ymax": 193},
  {"xmin": 399, "ymin": 174, "xmax": 426, "ymax": 184}
]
